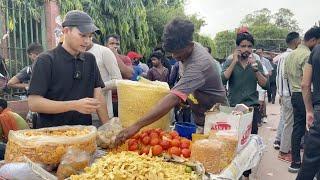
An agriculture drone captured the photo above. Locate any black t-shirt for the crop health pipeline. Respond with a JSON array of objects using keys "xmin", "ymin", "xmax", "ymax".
[
  {"xmin": 308, "ymin": 44, "xmax": 320, "ymax": 105},
  {"xmin": 28, "ymin": 44, "xmax": 104, "ymax": 128}
]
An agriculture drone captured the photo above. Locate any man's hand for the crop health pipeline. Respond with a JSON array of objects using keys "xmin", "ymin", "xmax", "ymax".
[
  {"xmin": 73, "ymin": 98, "xmax": 101, "ymax": 114},
  {"xmin": 115, "ymin": 124, "xmax": 140, "ymax": 146},
  {"xmin": 306, "ymin": 111, "xmax": 314, "ymax": 131},
  {"xmin": 232, "ymin": 48, "xmax": 240, "ymax": 64}
]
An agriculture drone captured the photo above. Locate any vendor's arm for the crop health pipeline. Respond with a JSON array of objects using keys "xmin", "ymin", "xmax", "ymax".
[
  {"xmin": 116, "ymin": 62, "xmax": 207, "ymax": 144},
  {"xmin": 94, "ymin": 87, "xmax": 109, "ymax": 124},
  {"xmin": 115, "ymin": 93, "xmax": 180, "ymax": 144}
]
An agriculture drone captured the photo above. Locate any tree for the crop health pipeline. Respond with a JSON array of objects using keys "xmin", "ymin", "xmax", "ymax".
[
  {"xmin": 213, "ymin": 30, "xmax": 235, "ymax": 59},
  {"xmin": 274, "ymin": 8, "xmax": 300, "ymax": 32},
  {"xmin": 241, "ymin": 8, "xmax": 272, "ymax": 27},
  {"xmin": 250, "ymin": 24, "xmax": 288, "ymax": 50},
  {"xmin": 144, "ymin": 0, "xmax": 186, "ymax": 49}
]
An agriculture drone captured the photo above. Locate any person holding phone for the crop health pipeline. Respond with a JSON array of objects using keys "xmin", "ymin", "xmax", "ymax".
[{"xmin": 221, "ymin": 31, "xmax": 268, "ymax": 180}]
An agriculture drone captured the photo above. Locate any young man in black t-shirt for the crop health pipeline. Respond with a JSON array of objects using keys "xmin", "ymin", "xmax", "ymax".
[
  {"xmin": 28, "ymin": 10, "xmax": 109, "ymax": 128},
  {"xmin": 298, "ymin": 43, "xmax": 320, "ymax": 180}
]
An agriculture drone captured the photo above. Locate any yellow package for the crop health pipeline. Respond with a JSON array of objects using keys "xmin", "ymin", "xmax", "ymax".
[{"xmin": 117, "ymin": 80, "xmax": 171, "ymax": 130}]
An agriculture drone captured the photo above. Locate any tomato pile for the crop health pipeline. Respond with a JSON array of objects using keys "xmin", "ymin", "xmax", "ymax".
[{"xmin": 126, "ymin": 128, "xmax": 191, "ymax": 158}]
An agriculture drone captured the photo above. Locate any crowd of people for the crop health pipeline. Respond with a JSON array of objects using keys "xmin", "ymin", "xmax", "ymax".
[{"xmin": 0, "ymin": 9, "xmax": 320, "ymax": 179}]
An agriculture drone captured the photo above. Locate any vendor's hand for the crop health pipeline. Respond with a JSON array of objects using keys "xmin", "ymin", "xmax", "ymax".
[
  {"xmin": 306, "ymin": 111, "xmax": 314, "ymax": 131},
  {"xmin": 115, "ymin": 124, "xmax": 140, "ymax": 146},
  {"xmin": 74, "ymin": 98, "xmax": 101, "ymax": 114}
]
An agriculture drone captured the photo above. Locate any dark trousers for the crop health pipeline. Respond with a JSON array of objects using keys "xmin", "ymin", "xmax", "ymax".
[
  {"xmin": 269, "ymin": 82, "xmax": 277, "ymax": 103},
  {"xmin": 296, "ymin": 105, "xmax": 320, "ymax": 180},
  {"xmin": 112, "ymin": 101, "xmax": 118, "ymax": 117},
  {"xmin": 291, "ymin": 92, "xmax": 306, "ymax": 163},
  {"xmin": 243, "ymin": 105, "xmax": 260, "ymax": 177}
]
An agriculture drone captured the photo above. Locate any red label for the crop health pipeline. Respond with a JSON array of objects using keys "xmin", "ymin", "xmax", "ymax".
[
  {"xmin": 241, "ymin": 124, "xmax": 252, "ymax": 145},
  {"xmin": 211, "ymin": 122, "xmax": 232, "ymax": 131}
]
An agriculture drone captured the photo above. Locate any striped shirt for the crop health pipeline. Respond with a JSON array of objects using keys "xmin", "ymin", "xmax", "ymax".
[
  {"xmin": 284, "ymin": 44, "xmax": 311, "ymax": 93},
  {"xmin": 276, "ymin": 48, "xmax": 293, "ymax": 97}
]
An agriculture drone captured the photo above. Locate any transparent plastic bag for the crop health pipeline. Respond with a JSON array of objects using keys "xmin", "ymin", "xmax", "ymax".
[
  {"xmin": 97, "ymin": 118, "xmax": 123, "ymax": 149},
  {"xmin": 5, "ymin": 125, "xmax": 97, "ymax": 164},
  {"xmin": 191, "ymin": 131, "xmax": 238, "ymax": 174},
  {"xmin": 0, "ymin": 157, "xmax": 57, "ymax": 180},
  {"xmin": 56, "ymin": 148, "xmax": 90, "ymax": 180}
]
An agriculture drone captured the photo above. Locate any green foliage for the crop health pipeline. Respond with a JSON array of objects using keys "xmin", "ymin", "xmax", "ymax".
[
  {"xmin": 214, "ymin": 8, "xmax": 301, "ymax": 58},
  {"xmin": 274, "ymin": 8, "xmax": 300, "ymax": 32},
  {"xmin": 58, "ymin": 0, "xmax": 212, "ymax": 58},
  {"xmin": 241, "ymin": 8, "xmax": 272, "ymax": 27},
  {"xmin": 59, "ymin": 0, "xmax": 150, "ymax": 55},
  {"xmin": 213, "ymin": 30, "xmax": 235, "ymax": 59},
  {"xmin": 144, "ymin": 0, "xmax": 186, "ymax": 49}
]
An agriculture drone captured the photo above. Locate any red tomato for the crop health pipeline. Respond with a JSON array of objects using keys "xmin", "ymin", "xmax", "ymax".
[
  {"xmin": 180, "ymin": 142, "xmax": 190, "ymax": 149},
  {"xmin": 170, "ymin": 139, "xmax": 180, "ymax": 147},
  {"xmin": 159, "ymin": 131, "xmax": 166, "ymax": 138},
  {"xmin": 142, "ymin": 136, "xmax": 151, "ymax": 145},
  {"xmin": 160, "ymin": 139, "xmax": 170, "ymax": 150},
  {"xmin": 128, "ymin": 143, "xmax": 138, "ymax": 151},
  {"xmin": 155, "ymin": 128, "xmax": 163, "ymax": 134},
  {"xmin": 152, "ymin": 145, "xmax": 163, "ymax": 156},
  {"xmin": 150, "ymin": 138, "xmax": 160, "ymax": 146},
  {"xmin": 141, "ymin": 146, "xmax": 150, "ymax": 155},
  {"xmin": 149, "ymin": 132, "xmax": 159, "ymax": 139},
  {"xmin": 181, "ymin": 148, "xmax": 191, "ymax": 158},
  {"xmin": 128, "ymin": 139, "xmax": 138, "ymax": 146},
  {"xmin": 169, "ymin": 131, "xmax": 179, "ymax": 138},
  {"xmin": 132, "ymin": 133, "xmax": 140, "ymax": 140},
  {"xmin": 168, "ymin": 147, "xmax": 181, "ymax": 156},
  {"xmin": 163, "ymin": 134, "xmax": 172, "ymax": 140},
  {"xmin": 140, "ymin": 132, "xmax": 148, "ymax": 141}
]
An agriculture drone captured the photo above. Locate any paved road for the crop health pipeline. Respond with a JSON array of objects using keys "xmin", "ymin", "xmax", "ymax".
[{"xmin": 252, "ymin": 100, "xmax": 297, "ymax": 180}]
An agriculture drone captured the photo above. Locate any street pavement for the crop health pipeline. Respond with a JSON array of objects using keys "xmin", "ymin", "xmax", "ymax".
[{"xmin": 252, "ymin": 99, "xmax": 297, "ymax": 180}]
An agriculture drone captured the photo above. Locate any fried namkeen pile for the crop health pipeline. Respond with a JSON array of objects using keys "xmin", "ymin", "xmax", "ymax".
[
  {"xmin": 70, "ymin": 151, "xmax": 200, "ymax": 180},
  {"xmin": 5, "ymin": 126, "xmax": 97, "ymax": 164}
]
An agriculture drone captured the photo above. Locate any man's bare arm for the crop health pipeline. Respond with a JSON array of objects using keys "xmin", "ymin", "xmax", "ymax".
[
  {"xmin": 28, "ymin": 95, "xmax": 100, "ymax": 114},
  {"xmin": 7, "ymin": 76, "xmax": 28, "ymax": 89}
]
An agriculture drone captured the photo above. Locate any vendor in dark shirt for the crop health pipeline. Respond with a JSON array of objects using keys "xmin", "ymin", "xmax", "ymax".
[
  {"xmin": 28, "ymin": 10, "xmax": 109, "ymax": 128},
  {"xmin": 115, "ymin": 18, "xmax": 228, "ymax": 144}
]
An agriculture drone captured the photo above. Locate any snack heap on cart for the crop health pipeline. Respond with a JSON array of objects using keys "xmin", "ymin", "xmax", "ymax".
[{"xmin": 1, "ymin": 79, "xmax": 256, "ymax": 180}]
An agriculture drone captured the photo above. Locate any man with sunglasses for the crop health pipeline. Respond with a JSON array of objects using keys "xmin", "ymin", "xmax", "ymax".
[{"xmin": 28, "ymin": 10, "xmax": 109, "ymax": 128}]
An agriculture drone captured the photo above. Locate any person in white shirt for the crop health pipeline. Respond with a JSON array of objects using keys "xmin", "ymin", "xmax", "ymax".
[
  {"xmin": 273, "ymin": 32, "xmax": 301, "ymax": 162},
  {"xmin": 87, "ymin": 39, "xmax": 122, "ymax": 122}
]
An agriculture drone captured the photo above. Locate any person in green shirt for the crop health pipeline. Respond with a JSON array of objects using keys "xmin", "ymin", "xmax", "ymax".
[
  {"xmin": 284, "ymin": 26, "xmax": 320, "ymax": 173},
  {"xmin": 221, "ymin": 31, "xmax": 268, "ymax": 180}
]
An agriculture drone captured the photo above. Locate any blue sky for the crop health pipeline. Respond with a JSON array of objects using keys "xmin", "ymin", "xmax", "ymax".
[{"xmin": 185, "ymin": 0, "xmax": 320, "ymax": 38}]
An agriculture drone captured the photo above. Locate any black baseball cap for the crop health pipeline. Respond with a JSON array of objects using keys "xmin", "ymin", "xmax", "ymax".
[{"xmin": 62, "ymin": 10, "xmax": 100, "ymax": 34}]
